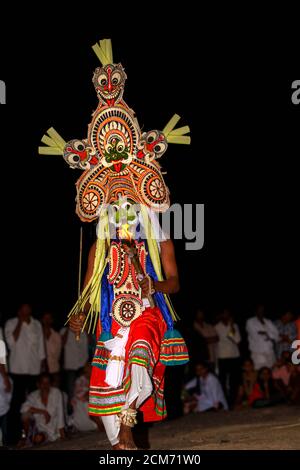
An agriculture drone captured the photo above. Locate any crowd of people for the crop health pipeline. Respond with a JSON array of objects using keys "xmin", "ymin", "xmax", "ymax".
[
  {"xmin": 0, "ymin": 303, "xmax": 300, "ymax": 448},
  {"xmin": 0, "ymin": 303, "xmax": 97, "ymax": 447},
  {"xmin": 185, "ymin": 305, "xmax": 300, "ymax": 413}
]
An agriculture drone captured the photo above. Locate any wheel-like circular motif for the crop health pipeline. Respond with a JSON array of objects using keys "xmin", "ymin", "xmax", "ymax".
[
  {"xmin": 121, "ymin": 301, "xmax": 135, "ymax": 320},
  {"xmin": 82, "ymin": 191, "xmax": 99, "ymax": 211},
  {"xmin": 112, "ymin": 295, "xmax": 142, "ymax": 327},
  {"xmin": 149, "ymin": 177, "xmax": 165, "ymax": 199},
  {"xmin": 139, "ymin": 171, "xmax": 169, "ymax": 210}
]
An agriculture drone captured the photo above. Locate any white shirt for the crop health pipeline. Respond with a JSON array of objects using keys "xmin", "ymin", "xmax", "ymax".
[
  {"xmin": 215, "ymin": 322, "xmax": 241, "ymax": 359},
  {"xmin": 0, "ymin": 374, "xmax": 12, "ymax": 416},
  {"xmin": 246, "ymin": 316, "xmax": 279, "ymax": 353},
  {"xmin": 45, "ymin": 329, "xmax": 62, "ymax": 374},
  {"xmin": 5, "ymin": 317, "xmax": 46, "ymax": 375},
  {"xmin": 21, "ymin": 387, "xmax": 65, "ymax": 441},
  {"xmin": 60, "ymin": 328, "xmax": 88, "ymax": 371},
  {"xmin": 185, "ymin": 373, "xmax": 228, "ymax": 411},
  {"xmin": 0, "ymin": 327, "xmax": 6, "ymax": 364}
]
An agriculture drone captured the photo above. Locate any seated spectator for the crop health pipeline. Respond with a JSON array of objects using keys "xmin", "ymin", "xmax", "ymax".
[
  {"xmin": 272, "ymin": 352, "xmax": 291, "ymax": 387},
  {"xmin": 193, "ymin": 309, "xmax": 218, "ymax": 370},
  {"xmin": 249, "ymin": 367, "xmax": 285, "ymax": 408},
  {"xmin": 184, "ymin": 362, "xmax": 228, "ymax": 413},
  {"xmin": 274, "ymin": 311, "xmax": 297, "ymax": 359},
  {"xmin": 235, "ymin": 359, "xmax": 257, "ymax": 408},
  {"xmin": 0, "ymin": 335, "xmax": 12, "ymax": 447},
  {"xmin": 71, "ymin": 363, "xmax": 97, "ymax": 432},
  {"xmin": 287, "ymin": 364, "xmax": 300, "ymax": 405},
  {"xmin": 19, "ymin": 373, "xmax": 65, "ymax": 446}
]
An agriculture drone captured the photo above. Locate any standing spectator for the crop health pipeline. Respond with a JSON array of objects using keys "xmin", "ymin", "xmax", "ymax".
[
  {"xmin": 4, "ymin": 303, "xmax": 45, "ymax": 444},
  {"xmin": 60, "ymin": 327, "xmax": 89, "ymax": 401},
  {"xmin": 71, "ymin": 363, "xmax": 97, "ymax": 432},
  {"xmin": 274, "ymin": 311, "xmax": 297, "ymax": 359},
  {"xmin": 215, "ymin": 309, "xmax": 241, "ymax": 407},
  {"xmin": 193, "ymin": 310, "xmax": 218, "ymax": 370},
  {"xmin": 287, "ymin": 364, "xmax": 300, "ymax": 405},
  {"xmin": 246, "ymin": 304, "xmax": 279, "ymax": 370},
  {"xmin": 41, "ymin": 311, "xmax": 62, "ymax": 383},
  {"xmin": 0, "ymin": 331, "xmax": 12, "ymax": 446},
  {"xmin": 295, "ymin": 313, "xmax": 300, "ymax": 341},
  {"xmin": 184, "ymin": 362, "xmax": 228, "ymax": 413},
  {"xmin": 20, "ymin": 373, "xmax": 65, "ymax": 446}
]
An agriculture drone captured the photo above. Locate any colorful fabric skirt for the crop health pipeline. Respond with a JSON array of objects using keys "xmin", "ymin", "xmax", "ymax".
[{"xmin": 89, "ymin": 306, "xmax": 167, "ymax": 421}]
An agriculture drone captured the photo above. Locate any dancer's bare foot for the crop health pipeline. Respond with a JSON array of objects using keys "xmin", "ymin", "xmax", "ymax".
[{"xmin": 118, "ymin": 423, "xmax": 137, "ymax": 450}]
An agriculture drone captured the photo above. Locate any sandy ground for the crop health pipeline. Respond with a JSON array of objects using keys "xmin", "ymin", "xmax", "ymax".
[{"xmin": 28, "ymin": 405, "xmax": 300, "ymax": 450}]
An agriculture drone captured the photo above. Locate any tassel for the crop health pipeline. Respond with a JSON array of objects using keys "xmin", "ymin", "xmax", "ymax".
[
  {"xmin": 160, "ymin": 329, "xmax": 189, "ymax": 366},
  {"xmin": 99, "ymin": 331, "xmax": 113, "ymax": 342},
  {"xmin": 91, "ymin": 331, "xmax": 113, "ymax": 370}
]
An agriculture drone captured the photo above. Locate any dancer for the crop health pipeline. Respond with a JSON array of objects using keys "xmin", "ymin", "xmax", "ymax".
[{"xmin": 39, "ymin": 38, "xmax": 191, "ymax": 449}]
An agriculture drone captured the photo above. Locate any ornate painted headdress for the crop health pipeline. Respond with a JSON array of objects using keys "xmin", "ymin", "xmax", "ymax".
[
  {"xmin": 39, "ymin": 38, "xmax": 190, "ymax": 221},
  {"xmin": 38, "ymin": 39, "xmax": 191, "ymax": 333}
]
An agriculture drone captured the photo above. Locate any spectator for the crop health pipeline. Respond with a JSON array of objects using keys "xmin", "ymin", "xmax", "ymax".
[
  {"xmin": 20, "ymin": 373, "xmax": 65, "ymax": 446},
  {"xmin": 235, "ymin": 358, "xmax": 257, "ymax": 408},
  {"xmin": 274, "ymin": 311, "xmax": 297, "ymax": 359},
  {"xmin": 272, "ymin": 352, "xmax": 291, "ymax": 387},
  {"xmin": 215, "ymin": 309, "xmax": 241, "ymax": 407},
  {"xmin": 184, "ymin": 362, "xmax": 228, "ymax": 413},
  {"xmin": 60, "ymin": 327, "xmax": 89, "ymax": 401},
  {"xmin": 71, "ymin": 363, "xmax": 97, "ymax": 432},
  {"xmin": 0, "ymin": 333, "xmax": 12, "ymax": 447},
  {"xmin": 41, "ymin": 311, "xmax": 62, "ymax": 382},
  {"xmin": 4, "ymin": 303, "xmax": 46, "ymax": 444},
  {"xmin": 246, "ymin": 304, "xmax": 279, "ymax": 370},
  {"xmin": 193, "ymin": 310, "xmax": 218, "ymax": 370},
  {"xmin": 287, "ymin": 364, "xmax": 300, "ymax": 405},
  {"xmin": 249, "ymin": 367, "xmax": 284, "ymax": 408}
]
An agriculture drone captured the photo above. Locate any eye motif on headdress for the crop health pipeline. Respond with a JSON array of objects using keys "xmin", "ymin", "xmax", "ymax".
[
  {"xmin": 137, "ymin": 130, "xmax": 168, "ymax": 162},
  {"xmin": 63, "ymin": 139, "xmax": 99, "ymax": 170},
  {"xmin": 92, "ymin": 64, "xmax": 127, "ymax": 106},
  {"xmin": 38, "ymin": 38, "xmax": 191, "ymax": 222}
]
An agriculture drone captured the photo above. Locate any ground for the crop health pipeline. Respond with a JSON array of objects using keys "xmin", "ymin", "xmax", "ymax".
[{"xmin": 29, "ymin": 405, "xmax": 300, "ymax": 450}]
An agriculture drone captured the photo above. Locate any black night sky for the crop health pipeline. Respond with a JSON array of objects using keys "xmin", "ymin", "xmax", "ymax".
[{"xmin": 0, "ymin": 8, "xmax": 299, "ymax": 333}]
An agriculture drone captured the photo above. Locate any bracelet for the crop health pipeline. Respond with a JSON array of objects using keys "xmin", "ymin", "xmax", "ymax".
[{"xmin": 118, "ymin": 407, "xmax": 138, "ymax": 427}]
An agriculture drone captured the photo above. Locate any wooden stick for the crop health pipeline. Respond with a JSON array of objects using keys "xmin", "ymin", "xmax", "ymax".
[{"xmin": 76, "ymin": 227, "xmax": 83, "ymax": 341}]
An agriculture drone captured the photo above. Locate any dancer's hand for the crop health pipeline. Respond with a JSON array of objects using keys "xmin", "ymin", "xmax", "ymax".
[
  {"xmin": 69, "ymin": 314, "xmax": 86, "ymax": 334},
  {"xmin": 139, "ymin": 276, "xmax": 154, "ymax": 298}
]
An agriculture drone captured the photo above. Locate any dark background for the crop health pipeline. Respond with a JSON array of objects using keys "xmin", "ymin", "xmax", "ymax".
[{"xmin": 0, "ymin": 8, "xmax": 299, "ymax": 332}]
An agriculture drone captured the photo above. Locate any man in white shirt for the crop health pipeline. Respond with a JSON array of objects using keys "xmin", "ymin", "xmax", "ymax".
[
  {"xmin": 184, "ymin": 362, "xmax": 228, "ymax": 412},
  {"xmin": 20, "ymin": 373, "xmax": 65, "ymax": 445},
  {"xmin": 246, "ymin": 304, "xmax": 279, "ymax": 370},
  {"xmin": 60, "ymin": 327, "xmax": 89, "ymax": 401},
  {"xmin": 4, "ymin": 303, "xmax": 46, "ymax": 444},
  {"xmin": 215, "ymin": 309, "xmax": 241, "ymax": 407}
]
